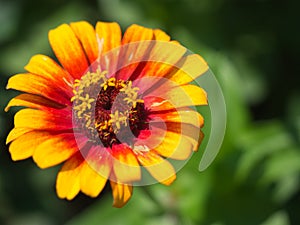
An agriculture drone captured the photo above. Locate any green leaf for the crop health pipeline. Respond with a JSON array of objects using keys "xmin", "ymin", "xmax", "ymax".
[
  {"xmin": 236, "ymin": 121, "xmax": 293, "ymax": 181},
  {"xmin": 260, "ymin": 149, "xmax": 300, "ymax": 185},
  {"xmin": 272, "ymin": 173, "xmax": 299, "ymax": 203},
  {"xmin": 260, "ymin": 211, "xmax": 290, "ymax": 225}
]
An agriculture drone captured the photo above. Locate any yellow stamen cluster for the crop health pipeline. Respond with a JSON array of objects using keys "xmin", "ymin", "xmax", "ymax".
[
  {"xmin": 71, "ymin": 69, "xmax": 145, "ymax": 138},
  {"xmin": 104, "ymin": 80, "xmax": 144, "ymax": 133},
  {"xmin": 73, "ymin": 94, "xmax": 95, "ymax": 117},
  {"xmin": 101, "ymin": 77, "xmax": 124, "ymax": 91},
  {"xmin": 71, "ymin": 68, "xmax": 107, "ymax": 132},
  {"xmin": 94, "ymin": 110, "xmax": 128, "ymax": 134},
  {"xmin": 110, "ymin": 110, "xmax": 128, "ymax": 130},
  {"xmin": 120, "ymin": 81, "xmax": 144, "ymax": 108}
]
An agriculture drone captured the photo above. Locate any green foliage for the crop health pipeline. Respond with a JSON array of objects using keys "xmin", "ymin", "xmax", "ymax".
[{"xmin": 0, "ymin": 0, "xmax": 299, "ymax": 225}]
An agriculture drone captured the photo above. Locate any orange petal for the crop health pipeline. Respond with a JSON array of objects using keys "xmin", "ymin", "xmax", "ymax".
[
  {"xmin": 95, "ymin": 22, "xmax": 122, "ymax": 53},
  {"xmin": 14, "ymin": 108, "xmax": 72, "ymax": 130},
  {"xmin": 149, "ymin": 108, "xmax": 204, "ymax": 128},
  {"xmin": 95, "ymin": 22, "xmax": 122, "ymax": 76},
  {"xmin": 151, "ymin": 121, "xmax": 203, "ymax": 151},
  {"xmin": 115, "ymin": 51, "xmax": 148, "ymax": 81},
  {"xmin": 6, "ymin": 73, "xmax": 71, "ymax": 105},
  {"xmin": 80, "ymin": 146, "xmax": 111, "ymax": 197},
  {"xmin": 24, "ymin": 54, "xmax": 73, "ymax": 88},
  {"xmin": 136, "ymin": 129, "xmax": 193, "ymax": 160},
  {"xmin": 111, "ymin": 144, "xmax": 141, "ymax": 184},
  {"xmin": 49, "ymin": 24, "xmax": 89, "ymax": 79},
  {"xmin": 153, "ymin": 29, "xmax": 171, "ymax": 41},
  {"xmin": 56, "ymin": 152, "xmax": 84, "ymax": 200},
  {"xmin": 170, "ymin": 40, "xmax": 180, "ymax": 45},
  {"xmin": 125, "ymin": 42, "xmax": 186, "ymax": 82},
  {"xmin": 137, "ymin": 151, "xmax": 176, "ymax": 185},
  {"xmin": 110, "ymin": 180, "xmax": 133, "ymax": 208},
  {"xmin": 6, "ymin": 127, "xmax": 32, "ymax": 144},
  {"xmin": 134, "ymin": 63, "xmax": 175, "ymax": 88},
  {"xmin": 33, "ymin": 133, "xmax": 80, "ymax": 169},
  {"xmin": 116, "ymin": 44, "xmax": 154, "ymax": 81},
  {"xmin": 81, "ymin": 145, "xmax": 112, "ymax": 177},
  {"xmin": 134, "ymin": 123, "xmax": 194, "ymax": 160},
  {"xmin": 146, "ymin": 41, "xmax": 185, "ymax": 64},
  {"xmin": 148, "ymin": 108, "xmax": 204, "ymax": 151},
  {"xmin": 144, "ymin": 84, "xmax": 207, "ymax": 111},
  {"xmin": 167, "ymin": 54, "xmax": 209, "ymax": 85},
  {"xmin": 116, "ymin": 24, "xmax": 154, "ymax": 81},
  {"xmin": 80, "ymin": 162, "xmax": 108, "ymax": 197},
  {"xmin": 121, "ymin": 24, "xmax": 153, "ymax": 44},
  {"xmin": 8, "ymin": 131, "xmax": 52, "ymax": 161},
  {"xmin": 155, "ymin": 132, "xmax": 194, "ymax": 159},
  {"xmin": 70, "ymin": 21, "xmax": 98, "ymax": 63},
  {"xmin": 5, "ymin": 93, "xmax": 64, "ymax": 112},
  {"xmin": 115, "ymin": 24, "xmax": 152, "ymax": 80}
]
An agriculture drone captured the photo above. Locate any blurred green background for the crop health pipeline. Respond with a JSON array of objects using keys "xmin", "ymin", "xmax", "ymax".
[{"xmin": 0, "ymin": 0, "xmax": 299, "ymax": 224}]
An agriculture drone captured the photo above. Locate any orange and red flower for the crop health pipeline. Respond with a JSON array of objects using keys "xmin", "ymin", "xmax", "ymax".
[{"xmin": 5, "ymin": 21, "xmax": 208, "ymax": 207}]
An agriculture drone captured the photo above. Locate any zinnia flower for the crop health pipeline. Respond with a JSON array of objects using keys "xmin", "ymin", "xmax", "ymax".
[{"xmin": 5, "ymin": 21, "xmax": 208, "ymax": 207}]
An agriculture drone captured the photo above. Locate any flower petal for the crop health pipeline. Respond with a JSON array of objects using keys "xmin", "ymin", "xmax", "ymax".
[
  {"xmin": 56, "ymin": 152, "xmax": 84, "ymax": 200},
  {"xmin": 151, "ymin": 121, "xmax": 203, "ymax": 151},
  {"xmin": 24, "ymin": 54, "xmax": 73, "ymax": 88},
  {"xmin": 5, "ymin": 93, "xmax": 64, "ymax": 112},
  {"xmin": 149, "ymin": 108, "xmax": 204, "ymax": 128},
  {"xmin": 110, "ymin": 181, "xmax": 133, "ymax": 208},
  {"xmin": 111, "ymin": 144, "xmax": 141, "ymax": 184},
  {"xmin": 116, "ymin": 44, "xmax": 154, "ymax": 81},
  {"xmin": 121, "ymin": 24, "xmax": 153, "ymax": 44},
  {"xmin": 154, "ymin": 132, "xmax": 194, "ymax": 159},
  {"xmin": 153, "ymin": 29, "xmax": 170, "ymax": 41},
  {"xmin": 148, "ymin": 108, "xmax": 204, "ymax": 151},
  {"xmin": 6, "ymin": 73, "xmax": 71, "ymax": 105},
  {"xmin": 137, "ymin": 54, "xmax": 208, "ymax": 94},
  {"xmin": 14, "ymin": 108, "xmax": 72, "ymax": 130},
  {"xmin": 80, "ymin": 145, "xmax": 111, "ymax": 197},
  {"xmin": 80, "ymin": 162, "xmax": 108, "ymax": 198},
  {"xmin": 95, "ymin": 22, "xmax": 122, "ymax": 53},
  {"xmin": 49, "ymin": 24, "xmax": 89, "ymax": 79},
  {"xmin": 8, "ymin": 131, "xmax": 51, "ymax": 161},
  {"xmin": 144, "ymin": 84, "xmax": 207, "ymax": 111},
  {"xmin": 6, "ymin": 127, "xmax": 32, "ymax": 144},
  {"xmin": 115, "ymin": 25, "xmax": 154, "ymax": 81},
  {"xmin": 137, "ymin": 151, "xmax": 176, "ymax": 185},
  {"xmin": 81, "ymin": 145, "xmax": 112, "ymax": 176},
  {"xmin": 33, "ymin": 133, "xmax": 80, "ymax": 169},
  {"xmin": 126, "ymin": 42, "xmax": 186, "ymax": 82},
  {"xmin": 168, "ymin": 54, "xmax": 209, "ymax": 85},
  {"xmin": 135, "ymin": 129, "xmax": 193, "ymax": 160},
  {"xmin": 70, "ymin": 21, "xmax": 99, "ymax": 63}
]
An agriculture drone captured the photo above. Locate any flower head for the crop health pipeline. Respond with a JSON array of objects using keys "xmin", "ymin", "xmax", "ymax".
[{"xmin": 5, "ymin": 21, "xmax": 208, "ymax": 207}]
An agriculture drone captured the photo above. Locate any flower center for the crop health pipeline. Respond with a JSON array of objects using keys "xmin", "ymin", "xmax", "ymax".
[{"xmin": 71, "ymin": 68, "xmax": 149, "ymax": 147}]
